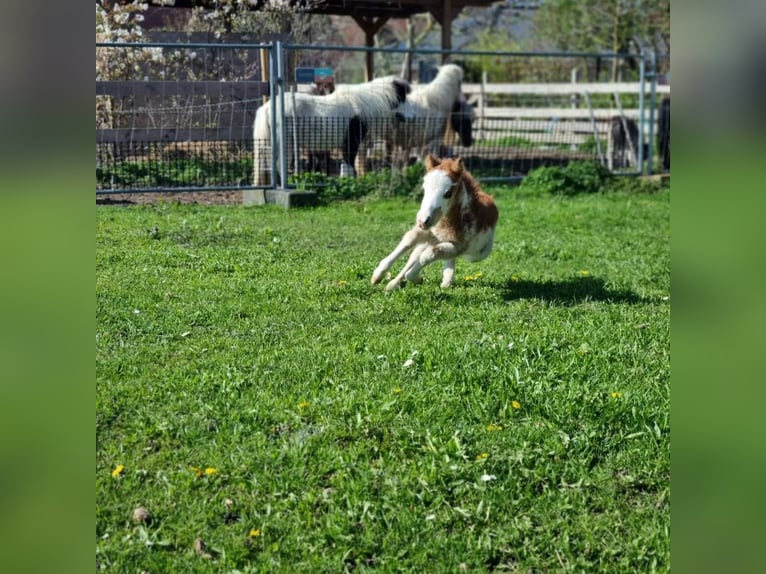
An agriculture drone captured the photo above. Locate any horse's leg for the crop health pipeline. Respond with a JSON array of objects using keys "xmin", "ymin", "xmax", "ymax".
[
  {"xmin": 372, "ymin": 227, "xmax": 424, "ymax": 285},
  {"xmin": 354, "ymin": 123, "xmax": 374, "ymax": 176},
  {"xmin": 342, "ymin": 116, "xmax": 367, "ymax": 178},
  {"xmin": 353, "ymin": 140, "xmax": 366, "ymax": 177},
  {"xmin": 253, "ymin": 141, "xmax": 264, "ymax": 185},
  {"xmin": 388, "ymin": 243, "xmax": 428, "ymax": 291},
  {"xmin": 404, "ymin": 242, "xmax": 459, "ymax": 288},
  {"xmin": 441, "ymin": 259, "xmax": 456, "ymax": 288}
]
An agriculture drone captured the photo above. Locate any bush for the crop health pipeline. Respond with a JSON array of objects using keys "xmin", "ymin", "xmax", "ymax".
[
  {"xmin": 290, "ymin": 163, "xmax": 425, "ymax": 203},
  {"xmin": 96, "ymin": 158, "xmax": 253, "ymax": 188},
  {"xmin": 518, "ymin": 161, "xmax": 614, "ymax": 196}
]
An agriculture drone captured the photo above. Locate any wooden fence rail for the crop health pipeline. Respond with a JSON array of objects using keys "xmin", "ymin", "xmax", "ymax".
[
  {"xmin": 462, "ymin": 81, "xmax": 671, "ymax": 97},
  {"xmin": 96, "ymin": 80, "xmax": 668, "ymax": 146}
]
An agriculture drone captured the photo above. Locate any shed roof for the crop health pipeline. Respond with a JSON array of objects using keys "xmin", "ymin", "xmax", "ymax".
[
  {"xmin": 117, "ymin": 0, "xmax": 500, "ymax": 78},
  {"xmin": 152, "ymin": 1, "xmax": 497, "ymax": 22}
]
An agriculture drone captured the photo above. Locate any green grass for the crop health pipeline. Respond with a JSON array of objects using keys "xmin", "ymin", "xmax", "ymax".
[{"xmin": 96, "ymin": 186, "xmax": 670, "ymax": 572}]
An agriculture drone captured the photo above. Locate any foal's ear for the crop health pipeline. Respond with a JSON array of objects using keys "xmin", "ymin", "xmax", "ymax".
[
  {"xmin": 425, "ymin": 154, "xmax": 441, "ymax": 169},
  {"xmin": 453, "ymin": 157, "xmax": 465, "ymax": 174}
]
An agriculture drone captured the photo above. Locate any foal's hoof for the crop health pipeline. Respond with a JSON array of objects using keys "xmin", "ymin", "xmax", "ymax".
[
  {"xmin": 371, "ymin": 265, "xmax": 387, "ymax": 285},
  {"xmin": 385, "ymin": 279, "xmax": 401, "ymax": 292}
]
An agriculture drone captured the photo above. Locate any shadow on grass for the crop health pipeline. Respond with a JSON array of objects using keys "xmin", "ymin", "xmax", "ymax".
[{"xmin": 499, "ymin": 276, "xmax": 644, "ymax": 305}]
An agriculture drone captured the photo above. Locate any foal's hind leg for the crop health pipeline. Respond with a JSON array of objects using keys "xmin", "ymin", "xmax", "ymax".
[{"xmin": 371, "ymin": 227, "xmax": 425, "ymax": 285}]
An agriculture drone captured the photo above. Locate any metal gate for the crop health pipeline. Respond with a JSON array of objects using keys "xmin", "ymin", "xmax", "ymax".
[{"xmin": 96, "ymin": 41, "xmax": 669, "ymax": 195}]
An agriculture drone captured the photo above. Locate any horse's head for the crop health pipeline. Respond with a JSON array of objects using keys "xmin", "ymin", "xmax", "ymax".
[
  {"xmin": 450, "ymin": 95, "xmax": 475, "ymax": 147},
  {"xmin": 392, "ymin": 77, "xmax": 412, "ymax": 105},
  {"xmin": 417, "ymin": 154, "xmax": 464, "ymax": 229}
]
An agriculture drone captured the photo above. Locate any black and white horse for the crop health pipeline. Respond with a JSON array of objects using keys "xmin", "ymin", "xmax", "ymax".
[
  {"xmin": 253, "ymin": 76, "xmax": 410, "ymax": 185},
  {"xmin": 392, "ymin": 64, "xmax": 474, "ymax": 165}
]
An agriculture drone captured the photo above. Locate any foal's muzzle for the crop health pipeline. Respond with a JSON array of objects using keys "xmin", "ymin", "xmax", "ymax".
[{"xmin": 417, "ymin": 208, "xmax": 441, "ymax": 229}]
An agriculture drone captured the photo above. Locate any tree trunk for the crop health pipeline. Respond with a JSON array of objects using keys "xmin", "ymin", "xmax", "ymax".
[{"xmin": 400, "ymin": 18, "xmax": 415, "ymax": 81}]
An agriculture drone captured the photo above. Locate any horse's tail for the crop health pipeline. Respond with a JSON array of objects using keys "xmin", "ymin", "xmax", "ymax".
[{"xmin": 253, "ymin": 103, "xmax": 271, "ymax": 186}]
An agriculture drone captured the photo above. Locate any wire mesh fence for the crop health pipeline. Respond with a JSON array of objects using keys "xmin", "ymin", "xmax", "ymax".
[
  {"xmin": 96, "ymin": 141, "xmax": 254, "ymax": 190},
  {"xmin": 96, "ymin": 42, "xmax": 669, "ymax": 194},
  {"xmin": 96, "ymin": 40, "xmax": 269, "ymax": 192}
]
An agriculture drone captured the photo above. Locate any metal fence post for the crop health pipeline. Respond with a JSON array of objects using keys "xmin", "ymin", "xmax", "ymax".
[
  {"xmin": 268, "ymin": 42, "xmax": 278, "ymax": 190},
  {"xmin": 275, "ymin": 40, "xmax": 288, "ymax": 189},
  {"xmin": 637, "ymin": 52, "xmax": 646, "ymax": 175},
  {"xmin": 646, "ymin": 50, "xmax": 658, "ymax": 176}
]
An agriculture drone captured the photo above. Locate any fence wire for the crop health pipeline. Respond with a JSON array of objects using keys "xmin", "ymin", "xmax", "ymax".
[
  {"xmin": 96, "ymin": 42, "xmax": 669, "ymax": 193},
  {"xmin": 97, "ymin": 141, "xmax": 253, "ymax": 190}
]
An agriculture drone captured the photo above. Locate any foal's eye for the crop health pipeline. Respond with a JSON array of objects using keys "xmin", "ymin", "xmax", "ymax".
[{"xmin": 444, "ymin": 188, "xmax": 453, "ymax": 199}]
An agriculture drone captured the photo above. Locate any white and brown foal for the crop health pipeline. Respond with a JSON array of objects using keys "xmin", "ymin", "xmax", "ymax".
[{"xmin": 371, "ymin": 154, "xmax": 498, "ymax": 291}]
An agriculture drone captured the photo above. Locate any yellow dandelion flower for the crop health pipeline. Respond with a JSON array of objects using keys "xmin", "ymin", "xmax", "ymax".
[
  {"xmin": 486, "ymin": 424, "xmax": 503, "ymax": 432},
  {"xmin": 511, "ymin": 275, "xmax": 520, "ymax": 282},
  {"xmin": 393, "ymin": 387, "xmax": 402, "ymax": 394},
  {"xmin": 249, "ymin": 528, "xmax": 261, "ymax": 538},
  {"xmin": 610, "ymin": 392, "xmax": 622, "ymax": 399},
  {"xmin": 204, "ymin": 467, "xmax": 218, "ymax": 476},
  {"xmin": 511, "ymin": 401, "xmax": 521, "ymax": 410},
  {"xmin": 579, "ymin": 270, "xmax": 591, "ymax": 277},
  {"xmin": 298, "ymin": 401, "xmax": 310, "ymax": 410},
  {"xmin": 190, "ymin": 466, "xmax": 203, "ymax": 478},
  {"xmin": 475, "ymin": 272, "xmax": 483, "ymax": 278},
  {"xmin": 111, "ymin": 464, "xmax": 125, "ymax": 478},
  {"xmin": 336, "ymin": 280, "xmax": 348, "ymax": 286},
  {"xmin": 475, "ymin": 452, "xmax": 489, "ymax": 461}
]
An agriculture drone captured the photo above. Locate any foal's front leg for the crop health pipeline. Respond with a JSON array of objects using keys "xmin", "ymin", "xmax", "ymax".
[
  {"xmin": 371, "ymin": 227, "xmax": 425, "ymax": 285},
  {"xmin": 441, "ymin": 259, "xmax": 456, "ymax": 288},
  {"xmin": 403, "ymin": 242, "xmax": 459, "ymax": 288},
  {"xmin": 387, "ymin": 243, "xmax": 427, "ymax": 291}
]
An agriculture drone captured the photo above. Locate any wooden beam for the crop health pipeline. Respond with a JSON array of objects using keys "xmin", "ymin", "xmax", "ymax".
[
  {"xmin": 352, "ymin": 15, "xmax": 389, "ymax": 81},
  {"xmin": 429, "ymin": 0, "xmax": 454, "ymax": 61},
  {"xmin": 441, "ymin": 0, "xmax": 452, "ymax": 59}
]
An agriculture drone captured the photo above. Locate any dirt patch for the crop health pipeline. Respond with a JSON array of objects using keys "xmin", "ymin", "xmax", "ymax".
[{"xmin": 96, "ymin": 190, "xmax": 243, "ymax": 206}]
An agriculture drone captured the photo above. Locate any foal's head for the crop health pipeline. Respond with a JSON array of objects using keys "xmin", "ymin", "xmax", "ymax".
[{"xmin": 417, "ymin": 154, "xmax": 464, "ymax": 230}]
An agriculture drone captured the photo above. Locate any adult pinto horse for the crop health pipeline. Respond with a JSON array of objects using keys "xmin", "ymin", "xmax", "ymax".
[
  {"xmin": 391, "ymin": 64, "xmax": 475, "ymax": 166},
  {"xmin": 371, "ymin": 154, "xmax": 498, "ymax": 291},
  {"xmin": 253, "ymin": 76, "xmax": 410, "ymax": 185}
]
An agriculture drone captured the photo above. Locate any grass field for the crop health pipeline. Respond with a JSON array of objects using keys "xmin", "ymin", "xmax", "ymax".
[{"xmin": 96, "ymin": 184, "xmax": 670, "ymax": 572}]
